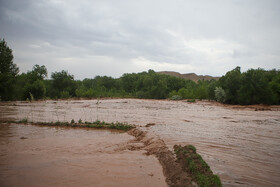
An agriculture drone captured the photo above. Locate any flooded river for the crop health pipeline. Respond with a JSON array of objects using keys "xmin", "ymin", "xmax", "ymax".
[
  {"xmin": 0, "ymin": 123, "xmax": 166, "ymax": 187},
  {"xmin": 1, "ymin": 99, "xmax": 280, "ymax": 186}
]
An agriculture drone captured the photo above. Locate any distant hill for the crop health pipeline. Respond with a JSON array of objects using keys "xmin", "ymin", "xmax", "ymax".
[{"xmin": 157, "ymin": 71, "xmax": 220, "ymax": 82}]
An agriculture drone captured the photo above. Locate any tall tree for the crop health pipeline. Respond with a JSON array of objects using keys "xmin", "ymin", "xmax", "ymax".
[
  {"xmin": 20, "ymin": 64, "xmax": 48, "ymax": 100},
  {"xmin": 0, "ymin": 39, "xmax": 19, "ymax": 100},
  {"xmin": 219, "ymin": 66, "xmax": 242, "ymax": 104},
  {"xmin": 51, "ymin": 70, "xmax": 77, "ymax": 98},
  {"xmin": 30, "ymin": 64, "xmax": 47, "ymax": 81},
  {"xmin": 269, "ymin": 72, "xmax": 280, "ymax": 104},
  {"xmin": 238, "ymin": 68, "xmax": 275, "ymax": 105}
]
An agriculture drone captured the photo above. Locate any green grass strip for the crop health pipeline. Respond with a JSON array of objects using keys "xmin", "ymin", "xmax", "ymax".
[
  {"xmin": 1, "ymin": 119, "xmax": 135, "ymax": 132},
  {"xmin": 174, "ymin": 145, "xmax": 222, "ymax": 187}
]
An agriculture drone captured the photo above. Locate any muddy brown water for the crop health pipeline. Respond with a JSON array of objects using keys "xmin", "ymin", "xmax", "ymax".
[
  {"xmin": 0, "ymin": 123, "xmax": 166, "ymax": 187},
  {"xmin": 0, "ymin": 99, "xmax": 280, "ymax": 186}
]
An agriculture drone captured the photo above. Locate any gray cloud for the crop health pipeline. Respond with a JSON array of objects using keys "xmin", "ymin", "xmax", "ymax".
[{"xmin": 1, "ymin": 0, "xmax": 279, "ymax": 79}]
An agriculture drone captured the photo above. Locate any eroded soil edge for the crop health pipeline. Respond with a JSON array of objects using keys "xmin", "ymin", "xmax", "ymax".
[{"xmin": 126, "ymin": 128, "xmax": 194, "ymax": 187}]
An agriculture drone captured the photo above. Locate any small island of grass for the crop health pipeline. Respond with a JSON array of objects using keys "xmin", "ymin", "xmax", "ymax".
[{"xmin": 7, "ymin": 118, "xmax": 135, "ymax": 131}]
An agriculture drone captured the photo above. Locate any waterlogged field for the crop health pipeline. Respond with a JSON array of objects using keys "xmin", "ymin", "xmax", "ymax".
[{"xmin": 1, "ymin": 99, "xmax": 280, "ymax": 186}]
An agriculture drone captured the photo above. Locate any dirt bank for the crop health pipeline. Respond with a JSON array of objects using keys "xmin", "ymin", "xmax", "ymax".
[
  {"xmin": 127, "ymin": 128, "xmax": 194, "ymax": 187},
  {"xmin": 204, "ymin": 100, "xmax": 280, "ymax": 111}
]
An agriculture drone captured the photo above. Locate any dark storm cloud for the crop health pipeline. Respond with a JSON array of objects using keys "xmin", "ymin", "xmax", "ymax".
[{"xmin": 0, "ymin": 0, "xmax": 279, "ymax": 79}]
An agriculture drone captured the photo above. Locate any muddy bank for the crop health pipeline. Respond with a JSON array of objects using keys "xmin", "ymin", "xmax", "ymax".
[{"xmin": 127, "ymin": 128, "xmax": 193, "ymax": 187}]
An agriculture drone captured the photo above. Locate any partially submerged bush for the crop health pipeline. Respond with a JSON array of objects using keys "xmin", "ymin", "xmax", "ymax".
[
  {"xmin": 174, "ymin": 145, "xmax": 222, "ymax": 187},
  {"xmin": 19, "ymin": 118, "xmax": 28, "ymax": 123},
  {"xmin": 171, "ymin": 95, "xmax": 182, "ymax": 100}
]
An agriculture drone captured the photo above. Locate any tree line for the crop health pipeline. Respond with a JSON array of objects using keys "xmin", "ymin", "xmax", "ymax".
[{"xmin": 1, "ymin": 39, "xmax": 279, "ymax": 105}]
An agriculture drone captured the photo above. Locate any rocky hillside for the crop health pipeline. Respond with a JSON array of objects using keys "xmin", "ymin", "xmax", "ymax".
[{"xmin": 157, "ymin": 71, "xmax": 220, "ymax": 82}]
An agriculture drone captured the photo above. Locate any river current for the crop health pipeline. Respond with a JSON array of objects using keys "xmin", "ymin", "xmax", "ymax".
[{"xmin": 0, "ymin": 99, "xmax": 279, "ymax": 186}]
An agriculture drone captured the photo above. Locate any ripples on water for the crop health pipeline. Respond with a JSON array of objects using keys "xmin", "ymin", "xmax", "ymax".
[
  {"xmin": 0, "ymin": 123, "xmax": 166, "ymax": 187},
  {"xmin": 0, "ymin": 99, "xmax": 280, "ymax": 186}
]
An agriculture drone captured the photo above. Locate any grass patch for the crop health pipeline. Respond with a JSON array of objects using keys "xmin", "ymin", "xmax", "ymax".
[
  {"xmin": 18, "ymin": 118, "xmax": 28, "ymax": 123},
  {"xmin": 10, "ymin": 119, "xmax": 135, "ymax": 131},
  {"xmin": 187, "ymin": 99, "xmax": 196, "ymax": 103},
  {"xmin": 174, "ymin": 145, "xmax": 222, "ymax": 187},
  {"xmin": 85, "ymin": 121, "xmax": 134, "ymax": 131}
]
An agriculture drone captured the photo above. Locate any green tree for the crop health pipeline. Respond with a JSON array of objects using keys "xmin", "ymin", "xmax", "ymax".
[
  {"xmin": 237, "ymin": 68, "xmax": 275, "ymax": 105},
  {"xmin": 195, "ymin": 80, "xmax": 208, "ymax": 99},
  {"xmin": 23, "ymin": 80, "xmax": 46, "ymax": 100},
  {"xmin": 178, "ymin": 88, "xmax": 195, "ymax": 99},
  {"xmin": 219, "ymin": 66, "xmax": 242, "ymax": 104},
  {"xmin": 207, "ymin": 80, "xmax": 218, "ymax": 100},
  {"xmin": 18, "ymin": 64, "xmax": 48, "ymax": 100},
  {"xmin": 121, "ymin": 73, "xmax": 138, "ymax": 94},
  {"xmin": 0, "ymin": 39, "xmax": 19, "ymax": 100},
  {"xmin": 51, "ymin": 70, "xmax": 77, "ymax": 98},
  {"xmin": 30, "ymin": 64, "xmax": 47, "ymax": 81},
  {"xmin": 269, "ymin": 72, "xmax": 280, "ymax": 104}
]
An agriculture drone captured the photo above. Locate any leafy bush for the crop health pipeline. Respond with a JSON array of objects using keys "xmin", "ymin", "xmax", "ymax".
[
  {"xmin": 60, "ymin": 91, "xmax": 70, "ymax": 99},
  {"xmin": 214, "ymin": 87, "xmax": 226, "ymax": 103},
  {"xmin": 171, "ymin": 95, "xmax": 182, "ymax": 100}
]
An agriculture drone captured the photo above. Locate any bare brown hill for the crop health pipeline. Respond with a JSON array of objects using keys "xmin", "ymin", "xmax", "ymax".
[{"xmin": 157, "ymin": 71, "xmax": 220, "ymax": 82}]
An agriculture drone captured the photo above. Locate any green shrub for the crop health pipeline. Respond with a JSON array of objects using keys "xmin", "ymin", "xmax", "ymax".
[
  {"xmin": 214, "ymin": 87, "xmax": 226, "ymax": 103},
  {"xmin": 187, "ymin": 145, "xmax": 196, "ymax": 153},
  {"xmin": 60, "ymin": 91, "xmax": 70, "ymax": 99},
  {"xmin": 171, "ymin": 95, "xmax": 182, "ymax": 100},
  {"xmin": 189, "ymin": 160, "xmax": 197, "ymax": 173},
  {"xmin": 19, "ymin": 118, "xmax": 28, "ymax": 123}
]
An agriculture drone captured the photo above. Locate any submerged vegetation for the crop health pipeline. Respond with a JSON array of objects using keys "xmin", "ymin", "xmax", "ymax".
[
  {"xmin": 1, "ymin": 39, "xmax": 280, "ymax": 105},
  {"xmin": 174, "ymin": 145, "xmax": 222, "ymax": 187},
  {"xmin": 5, "ymin": 119, "xmax": 135, "ymax": 131}
]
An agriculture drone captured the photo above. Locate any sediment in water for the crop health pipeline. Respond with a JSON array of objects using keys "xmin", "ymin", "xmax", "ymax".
[{"xmin": 2, "ymin": 119, "xmax": 216, "ymax": 187}]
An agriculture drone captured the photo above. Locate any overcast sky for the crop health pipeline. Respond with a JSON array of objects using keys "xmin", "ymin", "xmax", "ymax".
[{"xmin": 0, "ymin": 0, "xmax": 279, "ymax": 79}]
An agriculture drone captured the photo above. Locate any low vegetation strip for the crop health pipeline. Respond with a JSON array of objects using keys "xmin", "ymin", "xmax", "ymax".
[
  {"xmin": 3, "ymin": 119, "xmax": 135, "ymax": 131},
  {"xmin": 174, "ymin": 145, "xmax": 222, "ymax": 187}
]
